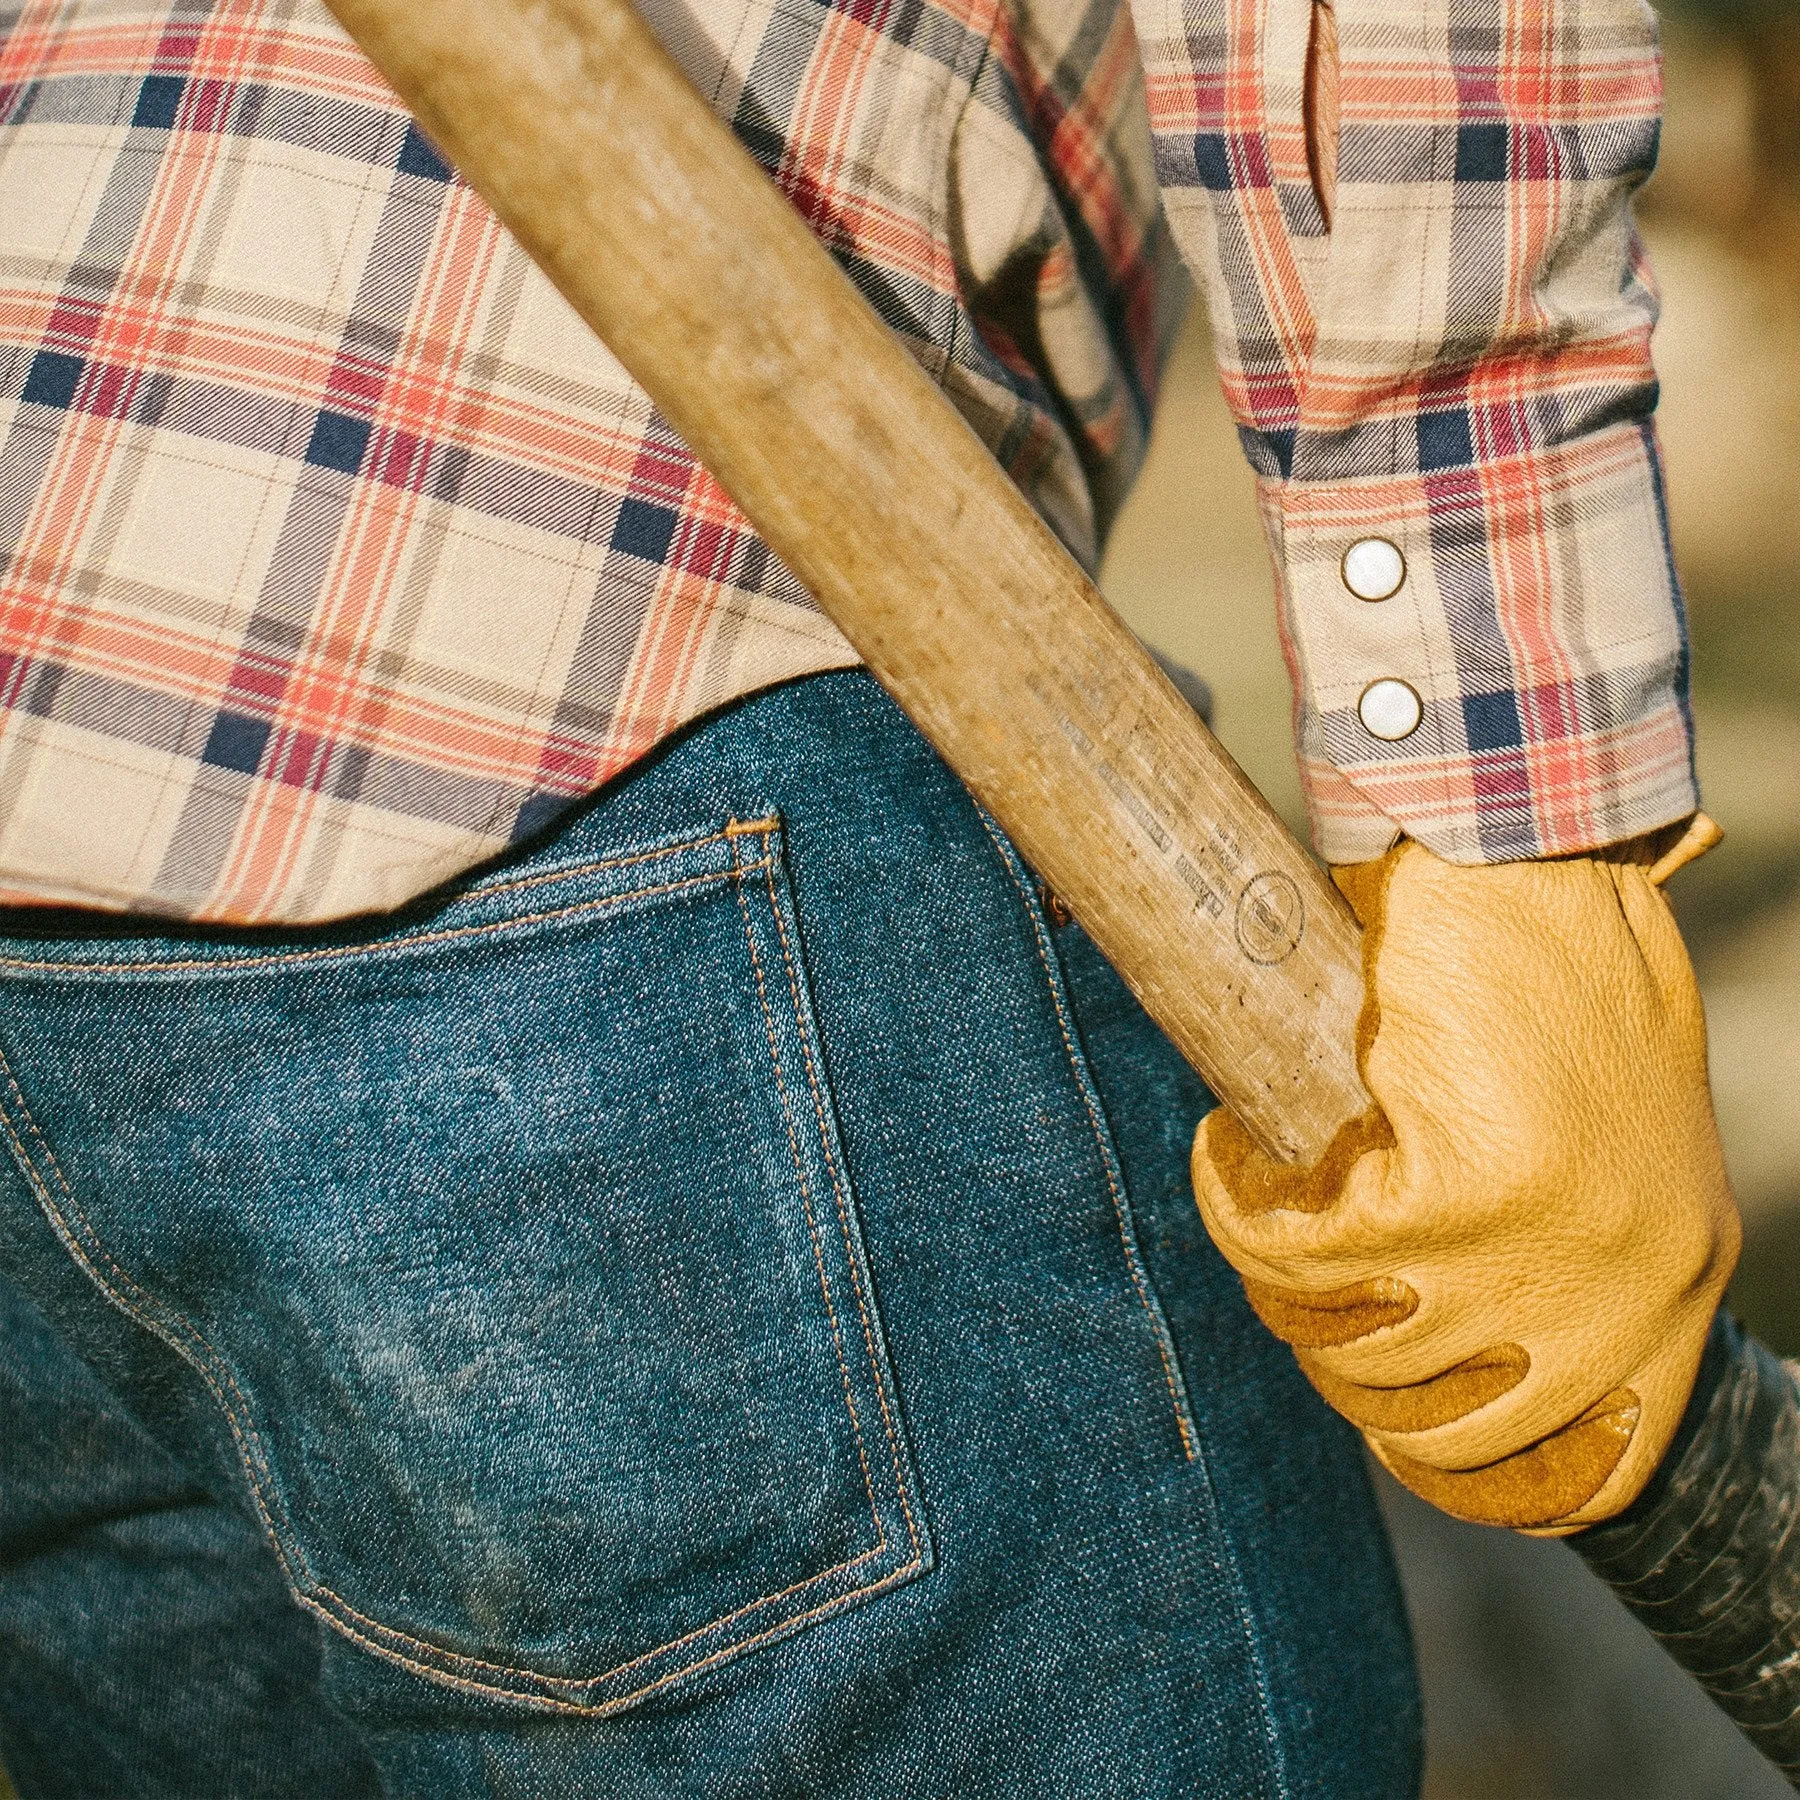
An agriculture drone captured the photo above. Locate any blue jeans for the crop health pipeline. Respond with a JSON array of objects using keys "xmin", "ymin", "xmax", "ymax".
[{"xmin": 0, "ymin": 673, "xmax": 1420, "ymax": 1797}]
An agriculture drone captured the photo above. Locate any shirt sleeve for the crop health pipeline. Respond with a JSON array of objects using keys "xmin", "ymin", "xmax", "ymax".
[{"xmin": 1132, "ymin": 0, "xmax": 1698, "ymax": 864}]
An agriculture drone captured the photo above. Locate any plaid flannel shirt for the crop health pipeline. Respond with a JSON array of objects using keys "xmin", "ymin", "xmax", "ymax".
[{"xmin": 0, "ymin": 0, "xmax": 1695, "ymax": 923}]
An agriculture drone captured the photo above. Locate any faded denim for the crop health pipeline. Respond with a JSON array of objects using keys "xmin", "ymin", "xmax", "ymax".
[{"xmin": 0, "ymin": 672, "xmax": 1421, "ymax": 1797}]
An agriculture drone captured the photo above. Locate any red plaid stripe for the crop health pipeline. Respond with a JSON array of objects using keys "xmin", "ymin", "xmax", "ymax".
[
  {"xmin": 0, "ymin": 0, "xmax": 1694, "ymax": 920},
  {"xmin": 1145, "ymin": 0, "xmax": 1692, "ymax": 863}
]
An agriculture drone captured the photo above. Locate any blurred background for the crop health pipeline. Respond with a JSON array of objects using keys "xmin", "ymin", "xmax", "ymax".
[{"xmin": 1102, "ymin": 7, "xmax": 1800, "ymax": 1791}]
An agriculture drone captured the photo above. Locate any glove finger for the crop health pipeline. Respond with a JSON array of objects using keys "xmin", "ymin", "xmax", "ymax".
[
  {"xmin": 1297, "ymin": 1267, "xmax": 1542, "ymax": 1389},
  {"xmin": 1371, "ymin": 1386, "xmax": 1640, "ymax": 1530},
  {"xmin": 1195, "ymin": 1107, "xmax": 1428, "ymax": 1292},
  {"xmin": 1196, "ymin": 1100, "xmax": 1394, "ymax": 1221},
  {"xmin": 1240, "ymin": 1274, "xmax": 1419, "ymax": 1348},
  {"xmin": 1528, "ymin": 1322, "xmax": 1724, "ymax": 1533},
  {"xmin": 1296, "ymin": 1341, "xmax": 1529, "ymax": 1434},
  {"xmin": 1352, "ymin": 1276, "xmax": 1719, "ymax": 1472}
]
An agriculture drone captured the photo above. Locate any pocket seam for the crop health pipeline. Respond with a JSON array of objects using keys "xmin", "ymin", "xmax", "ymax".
[
  {"xmin": 0, "ymin": 815, "xmax": 927, "ymax": 1715},
  {"xmin": 0, "ymin": 856, "xmax": 761, "ymax": 978},
  {"xmin": 742, "ymin": 839, "xmax": 927, "ymax": 1568},
  {"xmin": 0, "ymin": 1041, "xmax": 320, "ymax": 1603},
  {"xmin": 733, "ymin": 853, "xmax": 889, "ymax": 1535}
]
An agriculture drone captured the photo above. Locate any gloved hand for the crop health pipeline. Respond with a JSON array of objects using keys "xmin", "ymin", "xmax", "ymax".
[{"xmin": 1192, "ymin": 822, "xmax": 1741, "ymax": 1533}]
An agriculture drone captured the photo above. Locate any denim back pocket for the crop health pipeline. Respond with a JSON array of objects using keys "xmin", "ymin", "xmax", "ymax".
[{"xmin": 0, "ymin": 817, "xmax": 930, "ymax": 1713}]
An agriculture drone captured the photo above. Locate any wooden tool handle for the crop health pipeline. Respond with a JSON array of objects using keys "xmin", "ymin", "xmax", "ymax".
[{"xmin": 320, "ymin": 0, "xmax": 1371, "ymax": 1165}]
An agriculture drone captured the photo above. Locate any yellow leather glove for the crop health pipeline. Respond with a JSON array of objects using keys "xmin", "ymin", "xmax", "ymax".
[{"xmin": 1192, "ymin": 824, "xmax": 1741, "ymax": 1533}]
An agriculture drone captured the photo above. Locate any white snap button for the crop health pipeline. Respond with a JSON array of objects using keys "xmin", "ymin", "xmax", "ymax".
[
  {"xmin": 1359, "ymin": 678, "xmax": 1423, "ymax": 741},
  {"xmin": 1342, "ymin": 538, "xmax": 1406, "ymax": 601}
]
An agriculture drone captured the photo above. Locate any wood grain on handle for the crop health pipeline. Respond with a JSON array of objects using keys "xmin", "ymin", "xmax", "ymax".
[{"xmin": 319, "ymin": 0, "xmax": 1371, "ymax": 1165}]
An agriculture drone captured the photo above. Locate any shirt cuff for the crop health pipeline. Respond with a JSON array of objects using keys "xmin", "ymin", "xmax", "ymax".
[{"xmin": 1261, "ymin": 420, "xmax": 1700, "ymax": 867}]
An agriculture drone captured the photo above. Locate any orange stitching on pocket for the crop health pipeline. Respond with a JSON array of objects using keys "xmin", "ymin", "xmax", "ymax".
[
  {"xmin": 457, "ymin": 827, "xmax": 740, "ymax": 906},
  {"xmin": 289, "ymin": 1549, "xmax": 925, "ymax": 1717},
  {"xmin": 732, "ymin": 845, "xmax": 886, "ymax": 1527},
  {"xmin": 307, "ymin": 1537, "xmax": 896, "ymax": 1691},
  {"xmin": 973, "ymin": 814, "xmax": 1197, "ymax": 1460},
  {"xmin": 457, "ymin": 819, "xmax": 777, "ymax": 905},
  {"xmin": 756, "ymin": 846, "xmax": 924, "ymax": 1562},
  {"xmin": 0, "ymin": 866, "xmax": 759, "ymax": 977},
  {"xmin": 0, "ymin": 846, "xmax": 915, "ymax": 1708}
]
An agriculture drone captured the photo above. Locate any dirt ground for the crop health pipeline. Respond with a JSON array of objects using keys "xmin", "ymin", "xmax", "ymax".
[{"xmin": 1102, "ymin": 16, "xmax": 1800, "ymax": 1793}]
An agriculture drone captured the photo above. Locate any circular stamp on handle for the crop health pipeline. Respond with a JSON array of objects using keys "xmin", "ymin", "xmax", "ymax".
[{"xmin": 1236, "ymin": 871, "xmax": 1305, "ymax": 965}]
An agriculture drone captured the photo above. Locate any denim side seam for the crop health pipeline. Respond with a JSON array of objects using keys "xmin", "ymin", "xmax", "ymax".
[
  {"xmin": 0, "ymin": 819, "xmax": 931, "ymax": 1716},
  {"xmin": 972, "ymin": 811, "xmax": 1199, "ymax": 1460},
  {"xmin": 971, "ymin": 820, "xmax": 1297, "ymax": 1797}
]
